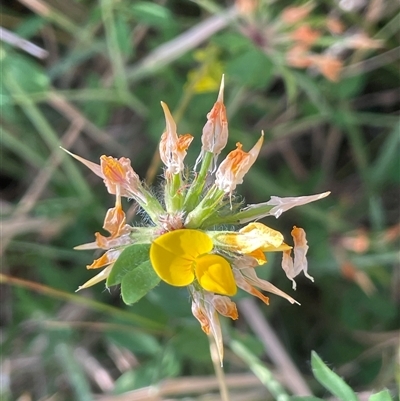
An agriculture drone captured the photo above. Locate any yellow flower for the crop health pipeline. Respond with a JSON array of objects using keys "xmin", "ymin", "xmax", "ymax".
[
  {"xmin": 215, "ymin": 222, "xmax": 290, "ymax": 253},
  {"xmin": 64, "ymin": 76, "xmax": 331, "ymax": 365},
  {"xmin": 149, "ymin": 229, "xmax": 237, "ymax": 296},
  {"xmin": 210, "ymin": 222, "xmax": 291, "ymax": 264}
]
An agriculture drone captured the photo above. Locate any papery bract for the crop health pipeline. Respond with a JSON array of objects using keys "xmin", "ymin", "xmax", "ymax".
[
  {"xmin": 77, "ymin": 264, "xmax": 114, "ymax": 291},
  {"xmin": 196, "ymin": 75, "xmax": 228, "ymax": 170},
  {"xmin": 191, "ymin": 288, "xmax": 224, "ymax": 364},
  {"xmin": 100, "ymin": 156, "xmax": 142, "ymax": 200},
  {"xmin": 215, "ymin": 133, "xmax": 264, "ymax": 195},
  {"xmin": 87, "ymin": 249, "xmax": 122, "ymax": 270},
  {"xmin": 159, "ymin": 102, "xmax": 193, "ymax": 176},
  {"xmin": 281, "ymin": 226, "xmax": 314, "ymax": 290},
  {"xmin": 60, "ymin": 148, "xmax": 146, "ymax": 202},
  {"xmin": 210, "ymin": 294, "xmax": 238, "ymax": 319}
]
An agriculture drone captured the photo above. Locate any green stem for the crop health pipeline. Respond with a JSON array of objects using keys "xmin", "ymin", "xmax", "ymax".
[
  {"xmin": 100, "ymin": 0, "xmax": 147, "ymax": 117},
  {"xmin": 231, "ymin": 340, "xmax": 290, "ymax": 401},
  {"xmin": 140, "ymin": 188, "xmax": 165, "ymax": 224},
  {"xmin": 1, "ymin": 126, "xmax": 47, "ymax": 169},
  {"xmin": 184, "ymin": 185, "xmax": 225, "ymax": 228},
  {"xmin": 184, "ymin": 151, "xmax": 214, "ymax": 213},
  {"xmin": 215, "ymin": 203, "xmax": 275, "ymax": 226},
  {"xmin": 165, "ymin": 173, "xmax": 184, "ymax": 213},
  {"xmin": 101, "ymin": 0, "xmax": 127, "ymax": 94}
]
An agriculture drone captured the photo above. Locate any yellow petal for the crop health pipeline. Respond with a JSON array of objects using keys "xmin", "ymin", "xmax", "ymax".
[
  {"xmin": 150, "ymin": 229, "xmax": 213, "ymax": 287},
  {"xmin": 240, "ymin": 222, "xmax": 284, "ymax": 250},
  {"xmin": 195, "ymin": 254, "xmax": 237, "ymax": 296},
  {"xmin": 263, "ymin": 243, "xmax": 292, "ymax": 252},
  {"xmin": 215, "ymin": 223, "xmax": 285, "ymax": 254}
]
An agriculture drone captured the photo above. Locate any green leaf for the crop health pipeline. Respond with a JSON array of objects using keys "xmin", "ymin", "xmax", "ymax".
[
  {"xmin": 290, "ymin": 397, "xmax": 325, "ymax": 401},
  {"xmin": 311, "ymin": 351, "xmax": 359, "ymax": 401},
  {"xmin": 170, "ymin": 325, "xmax": 210, "ymax": 363},
  {"xmin": 113, "ymin": 354, "xmax": 179, "ymax": 394},
  {"xmin": 212, "ymin": 32, "xmax": 252, "ymax": 54},
  {"xmin": 335, "ymin": 75, "xmax": 365, "ymax": 99},
  {"xmin": 57, "ymin": 343, "xmax": 92, "ymax": 401},
  {"xmin": 368, "ymin": 389, "xmax": 393, "ymax": 401},
  {"xmin": 106, "ymin": 330, "xmax": 161, "ymax": 356},
  {"xmin": 15, "ymin": 15, "xmax": 46, "ymax": 38},
  {"xmin": 107, "ymin": 244, "xmax": 151, "ymax": 287},
  {"xmin": 0, "ymin": 78, "xmax": 16, "ymax": 122},
  {"xmin": 370, "ymin": 123, "xmax": 400, "ymax": 185},
  {"xmin": 82, "ymin": 73, "xmax": 112, "ymax": 127},
  {"xmin": 121, "ymin": 260, "xmax": 160, "ymax": 304},
  {"xmin": 280, "ymin": 66, "xmax": 298, "ymax": 103},
  {"xmin": 113, "ymin": 362, "xmax": 156, "ymax": 393},
  {"xmin": 230, "ymin": 340, "xmax": 289, "ymax": 399},
  {"xmin": 226, "ymin": 47, "xmax": 273, "ymax": 89},
  {"xmin": 115, "ymin": 14, "xmax": 134, "ymax": 57},
  {"xmin": 4, "ymin": 52, "xmax": 49, "ymax": 94},
  {"xmin": 131, "ymin": 2, "xmax": 172, "ymax": 27}
]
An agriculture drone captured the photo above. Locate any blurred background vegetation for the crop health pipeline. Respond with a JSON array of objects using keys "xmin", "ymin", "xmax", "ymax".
[{"xmin": 1, "ymin": 0, "xmax": 399, "ymax": 400}]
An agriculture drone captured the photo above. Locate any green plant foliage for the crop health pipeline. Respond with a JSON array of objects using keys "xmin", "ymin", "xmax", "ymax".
[
  {"xmin": 115, "ymin": 14, "xmax": 134, "ymax": 57},
  {"xmin": 106, "ymin": 244, "xmax": 160, "ymax": 303},
  {"xmin": 106, "ymin": 329, "xmax": 161, "ymax": 356},
  {"xmin": 130, "ymin": 2, "xmax": 172, "ymax": 27},
  {"xmin": 121, "ymin": 260, "xmax": 160, "ymax": 304},
  {"xmin": 226, "ymin": 47, "xmax": 274, "ymax": 89},
  {"xmin": 311, "ymin": 351, "xmax": 360, "ymax": 401},
  {"xmin": 368, "ymin": 389, "xmax": 394, "ymax": 401},
  {"xmin": 107, "ymin": 244, "xmax": 151, "ymax": 286},
  {"xmin": 2, "ymin": 51, "xmax": 49, "ymax": 94}
]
